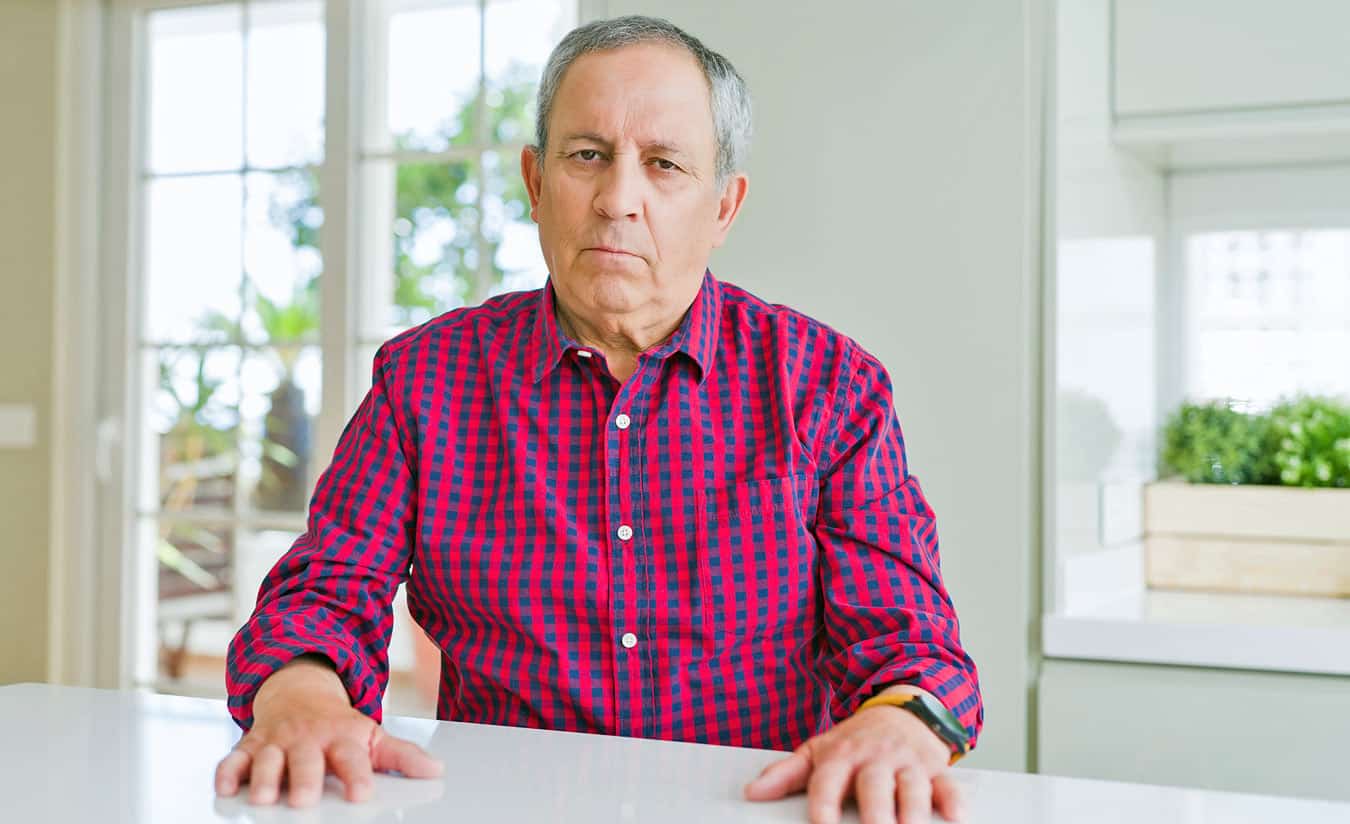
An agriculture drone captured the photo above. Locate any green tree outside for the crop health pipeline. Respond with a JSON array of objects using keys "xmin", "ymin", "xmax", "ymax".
[{"xmin": 154, "ymin": 69, "xmax": 540, "ymax": 598}]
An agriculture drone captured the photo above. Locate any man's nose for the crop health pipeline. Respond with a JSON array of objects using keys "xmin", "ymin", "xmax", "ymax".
[{"xmin": 592, "ymin": 156, "xmax": 643, "ymax": 221}]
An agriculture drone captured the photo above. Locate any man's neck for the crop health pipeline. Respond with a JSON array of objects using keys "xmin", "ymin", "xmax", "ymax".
[
  {"xmin": 553, "ymin": 291, "xmax": 693, "ymax": 386},
  {"xmin": 554, "ymin": 296, "xmax": 684, "ymax": 359}
]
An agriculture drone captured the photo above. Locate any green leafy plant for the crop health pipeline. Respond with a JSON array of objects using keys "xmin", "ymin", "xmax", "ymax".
[
  {"xmin": 1159, "ymin": 399, "xmax": 1279, "ymax": 485},
  {"xmin": 155, "ymin": 347, "xmax": 238, "ymax": 596},
  {"xmin": 1267, "ymin": 396, "xmax": 1350, "ymax": 488},
  {"xmin": 1161, "ymin": 395, "xmax": 1350, "ymax": 487},
  {"xmin": 384, "ymin": 71, "xmax": 538, "ymax": 326}
]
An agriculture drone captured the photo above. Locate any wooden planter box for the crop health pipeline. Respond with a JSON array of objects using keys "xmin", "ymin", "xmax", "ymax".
[{"xmin": 1143, "ymin": 481, "xmax": 1350, "ymax": 598}]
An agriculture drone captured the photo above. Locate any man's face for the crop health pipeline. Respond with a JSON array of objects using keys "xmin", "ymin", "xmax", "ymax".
[{"xmin": 522, "ymin": 42, "xmax": 747, "ymax": 321}]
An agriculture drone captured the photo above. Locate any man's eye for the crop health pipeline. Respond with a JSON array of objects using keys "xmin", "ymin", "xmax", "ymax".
[
  {"xmin": 651, "ymin": 158, "xmax": 679, "ymax": 172},
  {"xmin": 575, "ymin": 149, "xmax": 602, "ymax": 161}
]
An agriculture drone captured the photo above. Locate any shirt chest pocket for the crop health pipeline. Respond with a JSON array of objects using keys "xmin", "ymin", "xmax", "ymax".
[{"xmin": 695, "ymin": 474, "xmax": 817, "ymax": 643}]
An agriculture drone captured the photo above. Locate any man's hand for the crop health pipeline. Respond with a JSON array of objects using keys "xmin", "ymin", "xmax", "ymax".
[
  {"xmin": 214, "ymin": 656, "xmax": 444, "ymax": 808},
  {"xmin": 743, "ymin": 699, "xmax": 963, "ymax": 824}
]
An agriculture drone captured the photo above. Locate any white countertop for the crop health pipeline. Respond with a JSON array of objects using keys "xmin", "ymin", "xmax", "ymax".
[
  {"xmin": 1047, "ymin": 542, "xmax": 1350, "ymax": 676},
  {"xmin": 1044, "ymin": 588, "xmax": 1350, "ymax": 676},
  {"xmin": 4, "ymin": 682, "xmax": 1348, "ymax": 823}
]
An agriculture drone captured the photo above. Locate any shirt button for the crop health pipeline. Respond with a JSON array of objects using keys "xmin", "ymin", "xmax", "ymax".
[
  {"xmin": 577, "ymin": 350, "xmax": 593, "ymax": 359},
  {"xmin": 621, "ymin": 632, "xmax": 638, "ymax": 649},
  {"xmin": 617, "ymin": 524, "xmax": 633, "ymax": 541},
  {"xmin": 615, "ymin": 413, "xmax": 631, "ymax": 430}
]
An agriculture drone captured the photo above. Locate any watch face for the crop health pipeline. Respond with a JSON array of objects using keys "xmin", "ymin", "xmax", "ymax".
[{"xmin": 913, "ymin": 693, "xmax": 970, "ymax": 751}]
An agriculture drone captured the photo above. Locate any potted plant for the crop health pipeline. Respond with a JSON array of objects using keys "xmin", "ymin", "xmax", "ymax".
[
  {"xmin": 1144, "ymin": 396, "xmax": 1350, "ymax": 597},
  {"xmin": 249, "ymin": 275, "xmax": 318, "ymax": 513}
]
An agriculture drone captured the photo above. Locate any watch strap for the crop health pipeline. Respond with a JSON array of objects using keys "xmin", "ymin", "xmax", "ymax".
[{"xmin": 856, "ymin": 691, "xmax": 971, "ymax": 765}]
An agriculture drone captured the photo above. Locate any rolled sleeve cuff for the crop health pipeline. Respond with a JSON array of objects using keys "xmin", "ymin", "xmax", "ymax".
[
  {"xmin": 226, "ymin": 632, "xmax": 384, "ymax": 732},
  {"xmin": 836, "ymin": 659, "xmax": 983, "ymax": 750}
]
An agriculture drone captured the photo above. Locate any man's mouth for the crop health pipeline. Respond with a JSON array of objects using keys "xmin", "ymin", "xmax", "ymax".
[{"xmin": 586, "ymin": 246, "xmax": 638, "ymax": 257}]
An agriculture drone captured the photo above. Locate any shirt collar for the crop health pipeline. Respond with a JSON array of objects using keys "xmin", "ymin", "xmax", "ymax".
[{"xmin": 529, "ymin": 269, "xmax": 722, "ymax": 386}]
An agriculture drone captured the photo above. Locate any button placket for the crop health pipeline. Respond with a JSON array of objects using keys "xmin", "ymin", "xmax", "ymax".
[{"xmin": 606, "ymin": 360, "xmax": 661, "ymax": 738}]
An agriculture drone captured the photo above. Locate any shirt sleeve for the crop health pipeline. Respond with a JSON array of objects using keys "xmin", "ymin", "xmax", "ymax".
[
  {"xmin": 225, "ymin": 343, "xmax": 417, "ymax": 731},
  {"xmin": 813, "ymin": 343, "xmax": 984, "ymax": 749}
]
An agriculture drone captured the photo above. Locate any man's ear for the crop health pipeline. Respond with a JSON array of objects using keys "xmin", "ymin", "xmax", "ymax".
[
  {"xmin": 520, "ymin": 145, "xmax": 544, "ymax": 222},
  {"xmin": 710, "ymin": 172, "xmax": 749, "ymax": 249}
]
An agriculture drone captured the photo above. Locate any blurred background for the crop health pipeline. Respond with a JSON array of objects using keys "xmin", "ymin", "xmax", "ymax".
[{"xmin": 2, "ymin": 0, "xmax": 1348, "ymax": 804}]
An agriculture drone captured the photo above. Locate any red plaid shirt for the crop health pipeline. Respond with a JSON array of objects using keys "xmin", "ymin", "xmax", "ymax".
[{"xmin": 226, "ymin": 271, "xmax": 982, "ymax": 752}]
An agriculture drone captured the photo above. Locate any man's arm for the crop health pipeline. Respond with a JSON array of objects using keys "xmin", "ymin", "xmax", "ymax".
[
  {"xmin": 813, "ymin": 343, "xmax": 983, "ymax": 749},
  {"xmin": 225, "ymin": 343, "xmax": 418, "ymax": 731}
]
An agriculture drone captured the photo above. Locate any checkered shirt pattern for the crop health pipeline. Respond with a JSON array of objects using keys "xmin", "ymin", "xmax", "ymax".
[{"xmin": 226, "ymin": 270, "xmax": 983, "ymax": 752}]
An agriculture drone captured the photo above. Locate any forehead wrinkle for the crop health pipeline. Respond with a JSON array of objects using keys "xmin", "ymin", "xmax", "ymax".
[
  {"xmin": 560, "ymin": 132, "xmax": 692, "ymax": 160},
  {"xmin": 549, "ymin": 45, "xmax": 716, "ymax": 171}
]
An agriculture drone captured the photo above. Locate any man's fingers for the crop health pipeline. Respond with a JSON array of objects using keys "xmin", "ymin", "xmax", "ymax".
[
  {"xmin": 369, "ymin": 730, "xmax": 445, "ymax": 779},
  {"xmin": 895, "ymin": 764, "xmax": 932, "ymax": 824},
  {"xmin": 328, "ymin": 737, "xmax": 375, "ymax": 803},
  {"xmin": 931, "ymin": 773, "xmax": 964, "ymax": 822},
  {"xmin": 285, "ymin": 743, "xmax": 326, "ymax": 808},
  {"xmin": 854, "ymin": 762, "xmax": 898, "ymax": 824},
  {"xmin": 214, "ymin": 748, "xmax": 252, "ymax": 796},
  {"xmin": 805, "ymin": 760, "xmax": 854, "ymax": 824},
  {"xmin": 744, "ymin": 751, "xmax": 811, "ymax": 800},
  {"xmin": 247, "ymin": 743, "xmax": 286, "ymax": 805}
]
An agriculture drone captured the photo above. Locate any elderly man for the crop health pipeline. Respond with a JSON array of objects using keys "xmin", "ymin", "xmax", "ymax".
[{"xmin": 216, "ymin": 15, "xmax": 981, "ymax": 824}]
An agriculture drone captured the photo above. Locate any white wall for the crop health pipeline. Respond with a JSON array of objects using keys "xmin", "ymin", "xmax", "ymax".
[
  {"xmin": 610, "ymin": 1, "xmax": 1047, "ymax": 771},
  {"xmin": 1052, "ymin": 0, "xmax": 1167, "ymax": 565},
  {"xmin": 1113, "ymin": 0, "xmax": 1350, "ymax": 116},
  {"xmin": 1170, "ymin": 165, "xmax": 1350, "ymax": 227}
]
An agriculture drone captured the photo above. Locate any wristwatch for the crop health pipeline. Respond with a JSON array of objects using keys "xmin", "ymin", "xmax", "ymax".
[{"xmin": 857, "ymin": 689, "xmax": 972, "ymax": 764}]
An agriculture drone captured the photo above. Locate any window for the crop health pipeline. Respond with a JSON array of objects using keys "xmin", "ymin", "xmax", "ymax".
[
  {"xmin": 123, "ymin": 0, "xmax": 576, "ymax": 701},
  {"xmin": 138, "ymin": 1, "xmax": 327, "ymax": 694},
  {"xmin": 355, "ymin": 0, "xmax": 574, "ymax": 363},
  {"xmin": 1185, "ymin": 229, "xmax": 1350, "ymax": 409}
]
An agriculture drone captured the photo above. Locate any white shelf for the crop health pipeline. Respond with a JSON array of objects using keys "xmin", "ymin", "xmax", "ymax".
[
  {"xmin": 1044, "ymin": 588, "xmax": 1350, "ymax": 677},
  {"xmin": 1111, "ymin": 103, "xmax": 1350, "ymax": 171}
]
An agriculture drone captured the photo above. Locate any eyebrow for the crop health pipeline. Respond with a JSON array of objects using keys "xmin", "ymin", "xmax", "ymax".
[{"xmin": 559, "ymin": 133, "xmax": 690, "ymax": 159}]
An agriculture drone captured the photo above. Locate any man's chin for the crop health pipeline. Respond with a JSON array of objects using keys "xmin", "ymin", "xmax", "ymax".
[
  {"xmin": 587, "ymin": 277, "xmax": 646, "ymax": 314},
  {"xmin": 560, "ymin": 267, "xmax": 645, "ymax": 305}
]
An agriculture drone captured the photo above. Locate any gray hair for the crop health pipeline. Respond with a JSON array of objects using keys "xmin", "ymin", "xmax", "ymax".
[{"xmin": 532, "ymin": 15, "xmax": 753, "ymax": 186}]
